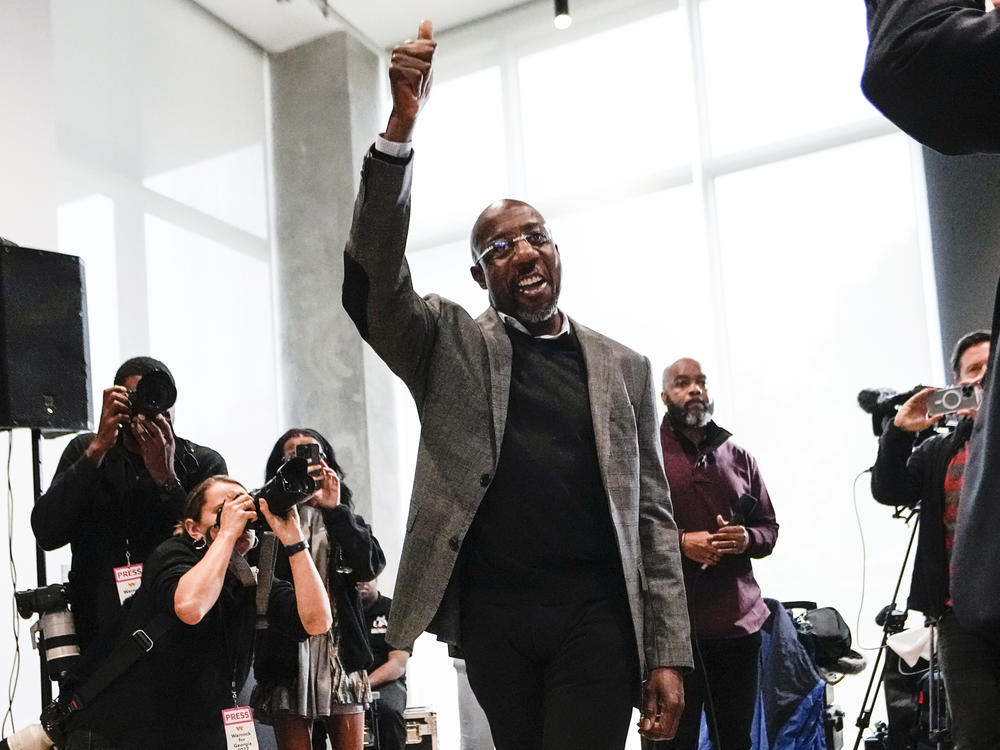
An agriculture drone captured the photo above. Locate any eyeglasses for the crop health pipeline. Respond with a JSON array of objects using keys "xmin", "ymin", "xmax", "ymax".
[{"xmin": 474, "ymin": 226, "xmax": 553, "ymax": 265}]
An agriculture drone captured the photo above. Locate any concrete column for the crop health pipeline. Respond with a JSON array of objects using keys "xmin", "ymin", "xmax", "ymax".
[
  {"xmin": 270, "ymin": 32, "xmax": 405, "ymax": 583},
  {"xmin": 922, "ymin": 147, "xmax": 1000, "ymax": 365}
]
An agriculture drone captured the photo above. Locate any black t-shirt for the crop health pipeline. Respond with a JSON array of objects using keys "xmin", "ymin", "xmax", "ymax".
[
  {"xmin": 364, "ymin": 594, "xmax": 409, "ymax": 685},
  {"xmin": 70, "ymin": 536, "xmax": 305, "ymax": 750}
]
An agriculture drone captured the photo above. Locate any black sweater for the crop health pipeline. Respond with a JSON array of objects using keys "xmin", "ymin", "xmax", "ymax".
[{"xmin": 460, "ymin": 326, "xmax": 625, "ymax": 605}]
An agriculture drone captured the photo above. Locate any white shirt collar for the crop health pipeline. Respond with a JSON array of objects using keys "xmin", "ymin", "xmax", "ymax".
[{"xmin": 498, "ymin": 310, "xmax": 570, "ymax": 339}]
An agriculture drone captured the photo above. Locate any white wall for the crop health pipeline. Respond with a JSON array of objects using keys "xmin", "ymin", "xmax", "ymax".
[
  {"xmin": 0, "ymin": 0, "xmax": 59, "ymax": 734},
  {"xmin": 0, "ymin": 0, "xmax": 278, "ymax": 733}
]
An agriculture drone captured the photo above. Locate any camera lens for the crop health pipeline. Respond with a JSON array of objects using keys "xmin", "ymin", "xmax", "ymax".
[
  {"xmin": 941, "ymin": 389, "xmax": 962, "ymax": 410},
  {"xmin": 132, "ymin": 369, "xmax": 177, "ymax": 417}
]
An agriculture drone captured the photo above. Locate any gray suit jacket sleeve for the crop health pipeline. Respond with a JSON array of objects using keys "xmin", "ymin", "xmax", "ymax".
[
  {"xmin": 635, "ymin": 357, "xmax": 694, "ymax": 672},
  {"xmin": 342, "ymin": 147, "xmax": 437, "ymax": 402}
]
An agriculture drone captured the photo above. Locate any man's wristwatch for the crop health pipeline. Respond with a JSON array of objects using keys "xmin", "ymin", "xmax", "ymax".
[{"xmin": 284, "ymin": 539, "xmax": 310, "ymax": 557}]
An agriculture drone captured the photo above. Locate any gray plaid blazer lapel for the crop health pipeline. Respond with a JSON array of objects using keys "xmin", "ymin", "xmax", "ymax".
[
  {"xmin": 573, "ymin": 319, "xmax": 613, "ymax": 490},
  {"xmin": 476, "ymin": 308, "xmax": 512, "ymax": 456}
]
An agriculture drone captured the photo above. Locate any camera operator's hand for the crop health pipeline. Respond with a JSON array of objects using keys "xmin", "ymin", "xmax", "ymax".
[
  {"xmin": 894, "ymin": 386, "xmax": 944, "ymax": 433},
  {"xmin": 131, "ymin": 413, "xmax": 178, "ymax": 487},
  {"xmin": 85, "ymin": 386, "xmax": 131, "ymax": 465},
  {"xmin": 713, "ymin": 514, "xmax": 750, "ymax": 555},
  {"xmin": 258, "ymin": 498, "xmax": 305, "ymax": 547},
  {"xmin": 681, "ymin": 531, "xmax": 721, "ymax": 567},
  {"xmin": 385, "ymin": 20, "xmax": 436, "ymax": 143},
  {"xmin": 309, "ymin": 461, "xmax": 341, "ymax": 509},
  {"xmin": 216, "ymin": 491, "xmax": 258, "ymax": 545}
]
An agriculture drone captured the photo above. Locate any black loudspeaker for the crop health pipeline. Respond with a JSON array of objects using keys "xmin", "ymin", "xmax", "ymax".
[{"xmin": 0, "ymin": 246, "xmax": 91, "ymax": 433}]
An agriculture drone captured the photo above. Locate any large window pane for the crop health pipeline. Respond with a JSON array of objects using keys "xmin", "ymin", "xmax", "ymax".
[
  {"xmin": 143, "ymin": 144, "xmax": 268, "ymax": 239},
  {"xmin": 57, "ymin": 194, "xmax": 120, "ymax": 411},
  {"xmin": 699, "ymin": 0, "xmax": 876, "ymax": 154},
  {"xmin": 144, "ymin": 215, "xmax": 278, "ymax": 482},
  {"xmin": 409, "ymin": 68, "xmax": 508, "ymax": 247},
  {"xmin": 713, "ymin": 134, "xmax": 932, "ymax": 713},
  {"xmin": 519, "ymin": 12, "xmax": 695, "ymax": 199},
  {"xmin": 553, "ymin": 186, "xmax": 709, "ymax": 370}
]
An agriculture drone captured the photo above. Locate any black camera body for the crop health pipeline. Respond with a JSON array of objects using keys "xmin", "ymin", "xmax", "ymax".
[
  {"xmin": 926, "ymin": 384, "xmax": 980, "ymax": 417},
  {"xmin": 127, "ymin": 368, "xmax": 176, "ymax": 417},
  {"xmin": 252, "ymin": 456, "xmax": 316, "ymax": 517},
  {"xmin": 15, "ymin": 584, "xmax": 79, "ymax": 683}
]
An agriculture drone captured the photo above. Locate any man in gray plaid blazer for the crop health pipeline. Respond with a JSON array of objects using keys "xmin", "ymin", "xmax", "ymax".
[{"xmin": 342, "ymin": 20, "xmax": 692, "ymax": 749}]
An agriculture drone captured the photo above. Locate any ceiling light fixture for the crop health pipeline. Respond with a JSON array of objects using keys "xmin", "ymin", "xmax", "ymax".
[{"xmin": 554, "ymin": 0, "xmax": 572, "ymax": 29}]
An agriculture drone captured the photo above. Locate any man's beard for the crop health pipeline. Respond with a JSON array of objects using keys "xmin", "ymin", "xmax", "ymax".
[
  {"xmin": 516, "ymin": 301, "xmax": 559, "ymax": 325},
  {"xmin": 667, "ymin": 399, "xmax": 714, "ymax": 428}
]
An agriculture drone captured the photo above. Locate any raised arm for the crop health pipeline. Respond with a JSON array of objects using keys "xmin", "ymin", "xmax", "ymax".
[
  {"xmin": 862, "ymin": 0, "xmax": 1000, "ymax": 154},
  {"xmin": 309, "ymin": 463, "xmax": 386, "ymax": 581},
  {"xmin": 342, "ymin": 21, "xmax": 441, "ymax": 394},
  {"xmin": 31, "ymin": 386, "xmax": 132, "ymax": 549},
  {"xmin": 870, "ymin": 388, "xmax": 940, "ymax": 508},
  {"xmin": 173, "ymin": 491, "xmax": 257, "ymax": 625}
]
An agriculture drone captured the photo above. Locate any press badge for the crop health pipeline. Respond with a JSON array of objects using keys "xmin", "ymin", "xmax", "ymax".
[
  {"xmin": 222, "ymin": 706, "xmax": 259, "ymax": 750},
  {"xmin": 113, "ymin": 563, "xmax": 143, "ymax": 604}
]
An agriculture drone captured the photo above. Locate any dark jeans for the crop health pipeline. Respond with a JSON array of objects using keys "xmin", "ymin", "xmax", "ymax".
[
  {"xmin": 461, "ymin": 596, "xmax": 640, "ymax": 750},
  {"xmin": 370, "ymin": 680, "xmax": 407, "ymax": 750},
  {"xmin": 644, "ymin": 631, "xmax": 761, "ymax": 750},
  {"xmin": 938, "ymin": 610, "xmax": 1000, "ymax": 750}
]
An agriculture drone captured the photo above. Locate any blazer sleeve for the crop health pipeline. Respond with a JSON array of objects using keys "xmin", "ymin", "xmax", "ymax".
[
  {"xmin": 862, "ymin": 0, "xmax": 1000, "ymax": 154},
  {"xmin": 636, "ymin": 356, "xmax": 694, "ymax": 672},
  {"xmin": 342, "ymin": 147, "xmax": 439, "ymax": 401}
]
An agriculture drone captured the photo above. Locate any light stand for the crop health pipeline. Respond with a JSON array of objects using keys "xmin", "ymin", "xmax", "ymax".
[{"xmin": 852, "ymin": 509, "xmax": 919, "ymax": 750}]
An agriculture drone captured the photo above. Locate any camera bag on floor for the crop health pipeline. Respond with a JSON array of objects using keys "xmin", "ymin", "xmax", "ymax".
[{"xmin": 784, "ymin": 601, "xmax": 853, "ymax": 670}]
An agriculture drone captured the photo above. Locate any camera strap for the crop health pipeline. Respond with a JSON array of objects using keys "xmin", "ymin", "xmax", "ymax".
[
  {"xmin": 255, "ymin": 532, "xmax": 278, "ymax": 631},
  {"xmin": 67, "ymin": 612, "xmax": 176, "ymax": 714}
]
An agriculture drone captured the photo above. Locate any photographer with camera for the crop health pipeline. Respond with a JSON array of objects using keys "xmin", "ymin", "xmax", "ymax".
[
  {"xmin": 250, "ymin": 429, "xmax": 385, "ymax": 750},
  {"xmin": 44, "ymin": 475, "xmax": 332, "ymax": 750},
  {"xmin": 29, "ymin": 357, "xmax": 226, "ymax": 745},
  {"xmin": 871, "ymin": 330, "xmax": 994, "ymax": 749}
]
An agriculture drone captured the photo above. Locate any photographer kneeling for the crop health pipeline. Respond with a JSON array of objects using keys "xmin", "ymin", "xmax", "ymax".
[
  {"xmin": 871, "ymin": 330, "xmax": 994, "ymax": 750},
  {"xmin": 57, "ymin": 476, "xmax": 332, "ymax": 750}
]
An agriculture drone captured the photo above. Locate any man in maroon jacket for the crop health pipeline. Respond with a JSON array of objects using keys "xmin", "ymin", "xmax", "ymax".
[{"xmin": 649, "ymin": 358, "xmax": 779, "ymax": 750}]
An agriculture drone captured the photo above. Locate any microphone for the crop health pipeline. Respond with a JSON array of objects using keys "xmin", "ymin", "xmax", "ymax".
[{"xmin": 856, "ymin": 384, "xmax": 926, "ymax": 436}]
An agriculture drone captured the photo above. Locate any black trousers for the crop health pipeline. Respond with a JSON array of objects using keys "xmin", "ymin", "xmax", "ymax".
[
  {"xmin": 938, "ymin": 610, "xmax": 1000, "ymax": 750},
  {"xmin": 371, "ymin": 680, "xmax": 407, "ymax": 750},
  {"xmin": 644, "ymin": 631, "xmax": 761, "ymax": 750},
  {"xmin": 460, "ymin": 596, "xmax": 640, "ymax": 750}
]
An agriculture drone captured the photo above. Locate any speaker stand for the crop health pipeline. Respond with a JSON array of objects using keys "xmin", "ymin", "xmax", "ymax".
[{"xmin": 30, "ymin": 429, "xmax": 51, "ymax": 707}]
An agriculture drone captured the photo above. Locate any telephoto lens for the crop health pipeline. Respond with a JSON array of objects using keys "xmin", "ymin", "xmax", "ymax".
[
  {"xmin": 253, "ymin": 456, "xmax": 316, "ymax": 516},
  {"xmin": 130, "ymin": 368, "xmax": 177, "ymax": 417},
  {"xmin": 0, "ymin": 723, "xmax": 56, "ymax": 750},
  {"xmin": 13, "ymin": 584, "xmax": 79, "ymax": 682}
]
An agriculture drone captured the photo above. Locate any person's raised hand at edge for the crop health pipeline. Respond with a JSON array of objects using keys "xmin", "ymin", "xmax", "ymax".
[{"xmin": 385, "ymin": 19, "xmax": 436, "ymax": 143}]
